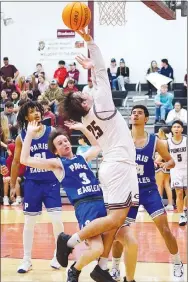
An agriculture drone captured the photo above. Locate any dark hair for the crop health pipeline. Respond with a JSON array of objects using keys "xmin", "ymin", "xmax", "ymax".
[
  {"xmin": 161, "ymin": 59, "xmax": 168, "ymax": 65},
  {"xmin": 159, "ymin": 126, "xmax": 170, "ymax": 135},
  {"xmin": 131, "ymin": 105, "xmax": 150, "ymax": 117},
  {"xmin": 18, "ymin": 99, "xmax": 26, "ymax": 107},
  {"xmin": 17, "ymin": 101, "xmax": 44, "ymax": 130},
  {"xmin": 48, "ymin": 129, "xmax": 70, "ymax": 154},
  {"xmin": 5, "ymin": 101, "xmax": 14, "ymax": 108},
  {"xmin": 36, "ymin": 63, "xmax": 42, "ymax": 67},
  {"xmin": 59, "ymin": 92, "xmax": 88, "ymax": 122},
  {"xmin": 40, "ymin": 100, "xmax": 49, "ymax": 106},
  {"xmin": 59, "ymin": 60, "xmax": 65, "ymax": 65},
  {"xmin": 3, "ymin": 57, "xmax": 8, "ymax": 61},
  {"xmin": 78, "ymin": 134, "xmax": 88, "ymax": 144},
  {"xmin": 171, "ymin": 120, "xmax": 184, "ymax": 128},
  {"xmin": 174, "ymin": 101, "xmax": 182, "ymax": 108}
]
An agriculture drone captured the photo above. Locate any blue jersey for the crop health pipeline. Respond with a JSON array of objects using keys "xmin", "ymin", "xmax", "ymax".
[
  {"xmin": 60, "ymin": 155, "xmax": 102, "ymax": 205},
  {"xmin": 20, "ymin": 126, "xmax": 57, "ymax": 181},
  {"xmin": 136, "ymin": 133, "xmax": 157, "ymax": 190}
]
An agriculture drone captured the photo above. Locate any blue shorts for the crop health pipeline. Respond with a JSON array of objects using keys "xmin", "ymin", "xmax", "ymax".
[
  {"xmin": 23, "ymin": 179, "xmax": 62, "ymax": 215},
  {"xmin": 75, "ymin": 198, "xmax": 107, "ymax": 229},
  {"xmin": 125, "ymin": 188, "xmax": 165, "ymax": 225}
]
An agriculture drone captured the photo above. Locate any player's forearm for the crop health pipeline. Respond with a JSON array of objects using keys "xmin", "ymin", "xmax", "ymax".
[
  {"xmin": 87, "ymin": 40, "xmax": 106, "ymax": 74},
  {"xmin": 10, "ymin": 160, "xmax": 20, "ymax": 187},
  {"xmin": 165, "ymin": 158, "xmax": 175, "ymax": 169}
]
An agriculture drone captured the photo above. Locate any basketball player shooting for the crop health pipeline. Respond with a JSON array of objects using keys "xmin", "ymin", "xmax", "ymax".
[{"xmin": 57, "ymin": 28, "xmax": 139, "ymax": 281}]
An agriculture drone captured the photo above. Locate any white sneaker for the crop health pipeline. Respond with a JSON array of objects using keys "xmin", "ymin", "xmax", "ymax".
[
  {"xmin": 165, "ymin": 204, "xmax": 174, "ymax": 211},
  {"xmin": 11, "ymin": 197, "xmax": 22, "ymax": 206},
  {"xmin": 174, "ymin": 262, "xmax": 184, "ymax": 278},
  {"xmin": 17, "ymin": 259, "xmax": 32, "ymax": 273},
  {"xmin": 3, "ymin": 196, "xmax": 10, "ymax": 206},
  {"xmin": 110, "ymin": 268, "xmax": 121, "ymax": 281},
  {"xmin": 50, "ymin": 256, "xmax": 61, "ymax": 269},
  {"xmin": 179, "ymin": 215, "xmax": 187, "ymax": 226},
  {"xmin": 138, "ymin": 205, "xmax": 145, "ymax": 212}
]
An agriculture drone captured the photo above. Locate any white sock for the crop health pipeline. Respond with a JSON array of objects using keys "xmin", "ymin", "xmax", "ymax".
[
  {"xmin": 180, "ymin": 212, "xmax": 185, "ymax": 217},
  {"xmin": 112, "ymin": 257, "xmax": 121, "ymax": 270},
  {"xmin": 67, "ymin": 233, "xmax": 81, "ymax": 248},
  {"xmin": 173, "ymin": 253, "xmax": 181, "ymax": 264},
  {"xmin": 98, "ymin": 257, "xmax": 108, "ymax": 270},
  {"xmin": 23, "ymin": 215, "xmax": 38, "ymax": 261}
]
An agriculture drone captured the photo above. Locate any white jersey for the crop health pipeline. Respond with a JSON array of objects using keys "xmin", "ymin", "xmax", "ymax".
[
  {"xmin": 168, "ymin": 135, "xmax": 187, "ymax": 170},
  {"xmin": 82, "ymin": 41, "xmax": 136, "ymax": 164}
]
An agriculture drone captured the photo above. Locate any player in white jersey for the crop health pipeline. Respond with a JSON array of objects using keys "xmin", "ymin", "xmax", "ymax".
[
  {"xmin": 57, "ymin": 29, "xmax": 138, "ymax": 282},
  {"xmin": 168, "ymin": 120, "xmax": 187, "ymax": 226}
]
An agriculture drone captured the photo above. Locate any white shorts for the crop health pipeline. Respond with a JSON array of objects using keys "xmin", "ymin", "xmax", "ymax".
[
  {"xmin": 170, "ymin": 169, "xmax": 187, "ymax": 189},
  {"xmin": 99, "ymin": 161, "xmax": 139, "ymax": 210}
]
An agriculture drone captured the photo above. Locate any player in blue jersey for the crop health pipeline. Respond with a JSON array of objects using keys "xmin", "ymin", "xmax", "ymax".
[
  {"xmin": 9, "ymin": 101, "xmax": 64, "ymax": 273},
  {"xmin": 110, "ymin": 105, "xmax": 184, "ymax": 282},
  {"xmin": 20, "ymin": 120, "xmax": 116, "ymax": 282}
]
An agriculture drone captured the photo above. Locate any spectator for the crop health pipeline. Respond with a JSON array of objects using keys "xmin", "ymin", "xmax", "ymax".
[
  {"xmin": 38, "ymin": 75, "xmax": 49, "ymax": 94},
  {"xmin": 4, "ymin": 101, "xmax": 18, "ymax": 139},
  {"xmin": 20, "ymin": 91, "xmax": 30, "ymax": 103},
  {"xmin": 11, "ymin": 92, "xmax": 20, "ymax": 113},
  {"xmin": 40, "ymin": 100, "xmax": 56, "ymax": 127},
  {"xmin": 166, "ymin": 101, "xmax": 187, "ymax": 124},
  {"xmin": 183, "ymin": 73, "xmax": 187, "ymax": 97},
  {"xmin": 3, "ymin": 143, "xmax": 25, "ymax": 206},
  {"xmin": 107, "ymin": 58, "xmax": 118, "ymax": 90},
  {"xmin": 76, "ymin": 135, "xmax": 92, "ymax": 169},
  {"xmin": 82, "ymin": 77, "xmax": 95, "ymax": 97},
  {"xmin": 18, "ymin": 76, "xmax": 33, "ymax": 92},
  {"xmin": 33, "ymin": 63, "xmax": 45, "ymax": 83},
  {"xmin": 0, "ymin": 57, "xmax": 19, "ymax": 82},
  {"xmin": 1, "ymin": 77, "xmax": 17, "ymax": 98},
  {"xmin": 63, "ymin": 79, "xmax": 78, "ymax": 94},
  {"xmin": 41, "ymin": 79, "xmax": 64, "ymax": 113},
  {"xmin": 37, "ymin": 95, "xmax": 43, "ymax": 103},
  {"xmin": 63, "ymin": 62, "xmax": 80, "ymax": 87},
  {"xmin": 146, "ymin": 60, "xmax": 160, "ymax": 97},
  {"xmin": 155, "ymin": 84, "xmax": 174, "ymax": 124},
  {"xmin": 0, "ymin": 90, "xmax": 10, "ymax": 112},
  {"xmin": 117, "ymin": 58, "xmax": 130, "ymax": 91},
  {"xmin": 0, "ymin": 113, "xmax": 10, "ymax": 156},
  {"xmin": 56, "ymin": 104, "xmax": 72, "ymax": 138},
  {"xmin": 160, "ymin": 59, "xmax": 174, "ymax": 90},
  {"xmin": 54, "ymin": 60, "xmax": 67, "ymax": 87}
]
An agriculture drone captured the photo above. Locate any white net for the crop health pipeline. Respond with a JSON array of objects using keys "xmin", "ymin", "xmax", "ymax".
[{"xmin": 97, "ymin": 1, "xmax": 127, "ymax": 26}]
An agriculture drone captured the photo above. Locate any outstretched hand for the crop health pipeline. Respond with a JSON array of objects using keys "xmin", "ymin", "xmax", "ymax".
[
  {"xmin": 64, "ymin": 120, "xmax": 85, "ymax": 131},
  {"xmin": 75, "ymin": 55, "xmax": 94, "ymax": 70},
  {"xmin": 76, "ymin": 28, "xmax": 92, "ymax": 42},
  {"xmin": 27, "ymin": 121, "xmax": 41, "ymax": 138}
]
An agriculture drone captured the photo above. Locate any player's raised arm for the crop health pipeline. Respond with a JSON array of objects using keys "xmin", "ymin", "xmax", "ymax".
[
  {"xmin": 20, "ymin": 121, "xmax": 60, "ymax": 171},
  {"xmin": 156, "ymin": 139, "xmax": 175, "ymax": 170}
]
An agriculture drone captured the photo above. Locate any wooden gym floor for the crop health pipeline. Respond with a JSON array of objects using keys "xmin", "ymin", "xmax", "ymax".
[{"xmin": 1, "ymin": 205, "xmax": 187, "ymax": 282}]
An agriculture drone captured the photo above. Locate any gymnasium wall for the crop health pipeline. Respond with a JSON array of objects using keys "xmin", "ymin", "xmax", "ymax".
[{"xmin": 1, "ymin": 1, "xmax": 187, "ymax": 83}]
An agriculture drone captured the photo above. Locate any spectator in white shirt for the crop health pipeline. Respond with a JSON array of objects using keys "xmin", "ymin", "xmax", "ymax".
[
  {"xmin": 82, "ymin": 77, "xmax": 95, "ymax": 97},
  {"xmin": 166, "ymin": 101, "xmax": 187, "ymax": 124}
]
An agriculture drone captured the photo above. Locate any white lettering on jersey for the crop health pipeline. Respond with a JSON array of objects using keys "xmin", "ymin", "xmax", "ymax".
[
  {"xmin": 77, "ymin": 184, "xmax": 101, "ymax": 195},
  {"xmin": 69, "ymin": 163, "xmax": 88, "ymax": 172},
  {"xmin": 136, "ymin": 154, "xmax": 149, "ymax": 162},
  {"xmin": 168, "ymin": 136, "xmax": 187, "ymax": 170},
  {"xmin": 30, "ymin": 143, "xmax": 48, "ymax": 152}
]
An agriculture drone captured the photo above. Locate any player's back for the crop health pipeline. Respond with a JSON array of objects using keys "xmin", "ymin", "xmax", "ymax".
[
  {"xmin": 59, "ymin": 155, "xmax": 103, "ymax": 205},
  {"xmin": 135, "ymin": 133, "xmax": 157, "ymax": 190},
  {"xmin": 20, "ymin": 125, "xmax": 57, "ymax": 181},
  {"xmin": 168, "ymin": 135, "xmax": 187, "ymax": 170},
  {"xmin": 82, "ymin": 107, "xmax": 135, "ymax": 164}
]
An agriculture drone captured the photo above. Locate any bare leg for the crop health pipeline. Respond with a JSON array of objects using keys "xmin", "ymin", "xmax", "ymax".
[
  {"xmin": 175, "ymin": 188, "xmax": 184, "ymax": 213},
  {"xmin": 3, "ymin": 177, "xmax": 10, "ymax": 196},
  {"xmin": 153, "ymin": 214, "xmax": 178, "ymax": 254},
  {"xmin": 183, "ymin": 194, "xmax": 187, "ymax": 210},
  {"xmin": 156, "ymin": 171, "xmax": 164, "ymax": 198},
  {"xmin": 164, "ymin": 174, "xmax": 173, "ymax": 206},
  {"xmin": 74, "ymin": 235, "xmax": 104, "ymax": 271},
  {"xmin": 101, "ymin": 229, "xmax": 117, "ymax": 258},
  {"xmin": 15, "ymin": 177, "xmax": 21, "ymax": 197}
]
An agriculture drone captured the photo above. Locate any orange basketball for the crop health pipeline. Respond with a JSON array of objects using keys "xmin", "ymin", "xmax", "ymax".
[{"xmin": 62, "ymin": 2, "xmax": 91, "ymax": 31}]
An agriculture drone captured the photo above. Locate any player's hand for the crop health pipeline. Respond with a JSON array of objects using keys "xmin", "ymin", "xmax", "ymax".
[
  {"xmin": 64, "ymin": 120, "xmax": 84, "ymax": 131},
  {"xmin": 10, "ymin": 187, "xmax": 16, "ymax": 200},
  {"xmin": 0, "ymin": 165, "xmax": 9, "ymax": 176},
  {"xmin": 75, "ymin": 54, "xmax": 94, "ymax": 70},
  {"xmin": 27, "ymin": 121, "xmax": 41, "ymax": 137},
  {"xmin": 76, "ymin": 28, "xmax": 92, "ymax": 42},
  {"xmin": 156, "ymin": 161, "xmax": 169, "ymax": 170}
]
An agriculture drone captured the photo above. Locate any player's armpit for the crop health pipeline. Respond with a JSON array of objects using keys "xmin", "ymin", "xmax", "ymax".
[{"xmin": 156, "ymin": 139, "xmax": 175, "ymax": 169}]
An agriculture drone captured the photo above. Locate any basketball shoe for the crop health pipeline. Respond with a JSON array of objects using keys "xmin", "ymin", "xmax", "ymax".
[
  {"xmin": 17, "ymin": 259, "xmax": 32, "ymax": 273},
  {"xmin": 90, "ymin": 265, "xmax": 116, "ymax": 282},
  {"xmin": 110, "ymin": 268, "xmax": 121, "ymax": 281},
  {"xmin": 56, "ymin": 232, "xmax": 73, "ymax": 267},
  {"xmin": 50, "ymin": 256, "xmax": 61, "ymax": 269},
  {"xmin": 179, "ymin": 214, "xmax": 187, "ymax": 226},
  {"xmin": 67, "ymin": 263, "xmax": 81, "ymax": 282},
  {"xmin": 173, "ymin": 262, "xmax": 184, "ymax": 278},
  {"xmin": 124, "ymin": 277, "xmax": 136, "ymax": 282}
]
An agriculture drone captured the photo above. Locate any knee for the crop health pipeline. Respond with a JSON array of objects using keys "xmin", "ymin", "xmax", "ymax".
[{"xmin": 176, "ymin": 191, "xmax": 183, "ymax": 199}]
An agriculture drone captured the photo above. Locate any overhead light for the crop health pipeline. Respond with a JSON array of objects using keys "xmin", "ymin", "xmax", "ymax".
[{"xmin": 1, "ymin": 12, "xmax": 14, "ymax": 26}]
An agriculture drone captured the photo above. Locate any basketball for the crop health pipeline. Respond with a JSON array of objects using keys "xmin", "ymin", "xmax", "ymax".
[{"xmin": 62, "ymin": 2, "xmax": 91, "ymax": 31}]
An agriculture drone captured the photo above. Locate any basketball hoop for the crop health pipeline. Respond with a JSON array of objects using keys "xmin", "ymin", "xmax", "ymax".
[{"xmin": 97, "ymin": 1, "xmax": 127, "ymax": 26}]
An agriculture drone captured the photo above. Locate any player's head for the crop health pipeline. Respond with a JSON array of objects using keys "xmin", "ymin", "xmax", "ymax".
[
  {"xmin": 78, "ymin": 134, "xmax": 88, "ymax": 146},
  {"xmin": 171, "ymin": 120, "xmax": 184, "ymax": 136},
  {"xmin": 158, "ymin": 127, "xmax": 169, "ymax": 139},
  {"xmin": 131, "ymin": 105, "xmax": 149, "ymax": 125},
  {"xmin": 17, "ymin": 101, "xmax": 44, "ymax": 130},
  {"xmin": 60, "ymin": 91, "xmax": 93, "ymax": 122},
  {"xmin": 48, "ymin": 129, "xmax": 72, "ymax": 157}
]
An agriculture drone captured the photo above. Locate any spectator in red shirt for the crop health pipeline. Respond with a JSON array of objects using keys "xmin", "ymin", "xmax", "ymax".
[
  {"xmin": 54, "ymin": 60, "xmax": 67, "ymax": 87},
  {"xmin": 1, "ymin": 57, "xmax": 19, "ymax": 82},
  {"xmin": 40, "ymin": 100, "xmax": 56, "ymax": 127},
  {"xmin": 63, "ymin": 79, "xmax": 78, "ymax": 94},
  {"xmin": 63, "ymin": 62, "xmax": 80, "ymax": 87},
  {"xmin": 3, "ymin": 143, "xmax": 25, "ymax": 206},
  {"xmin": 1, "ymin": 77, "xmax": 17, "ymax": 98}
]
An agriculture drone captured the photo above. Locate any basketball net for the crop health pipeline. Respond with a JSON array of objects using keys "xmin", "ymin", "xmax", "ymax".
[{"xmin": 97, "ymin": 1, "xmax": 127, "ymax": 26}]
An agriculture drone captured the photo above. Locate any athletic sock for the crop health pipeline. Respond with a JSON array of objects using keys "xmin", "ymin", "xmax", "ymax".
[
  {"xmin": 173, "ymin": 253, "xmax": 181, "ymax": 264},
  {"xmin": 112, "ymin": 257, "xmax": 121, "ymax": 270},
  {"xmin": 98, "ymin": 257, "xmax": 108, "ymax": 270},
  {"xmin": 67, "ymin": 233, "xmax": 82, "ymax": 248}
]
